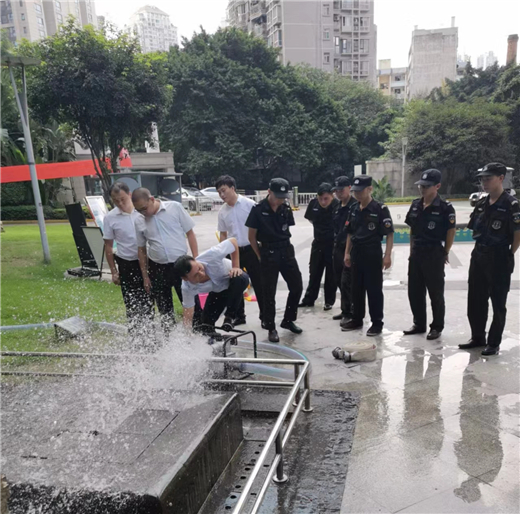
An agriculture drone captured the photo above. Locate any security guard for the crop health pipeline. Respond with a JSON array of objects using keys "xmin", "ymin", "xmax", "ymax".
[
  {"xmin": 404, "ymin": 169, "xmax": 456, "ymax": 340},
  {"xmin": 246, "ymin": 178, "xmax": 303, "ymax": 343},
  {"xmin": 299, "ymin": 182, "xmax": 339, "ymax": 310},
  {"xmin": 342, "ymin": 176, "xmax": 394, "ymax": 336},
  {"xmin": 331, "ymin": 176, "xmax": 358, "ymax": 327},
  {"xmin": 459, "ymin": 163, "xmax": 520, "ymax": 356}
]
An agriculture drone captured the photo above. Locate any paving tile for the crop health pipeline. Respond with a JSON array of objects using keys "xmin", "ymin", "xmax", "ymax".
[
  {"xmin": 340, "ymin": 483, "xmax": 391, "ymax": 513},
  {"xmin": 344, "ymin": 436, "xmax": 471, "ymax": 513},
  {"xmin": 397, "ymin": 477, "xmax": 520, "ymax": 513}
]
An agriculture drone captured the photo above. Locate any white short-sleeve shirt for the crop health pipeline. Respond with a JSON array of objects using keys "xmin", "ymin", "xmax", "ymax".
[
  {"xmin": 102, "ymin": 207, "xmax": 140, "ymax": 261},
  {"xmin": 217, "ymin": 195, "xmax": 256, "ymax": 247},
  {"xmin": 181, "ymin": 239, "xmax": 235, "ymax": 308},
  {"xmin": 134, "ymin": 201, "xmax": 195, "ymax": 264}
]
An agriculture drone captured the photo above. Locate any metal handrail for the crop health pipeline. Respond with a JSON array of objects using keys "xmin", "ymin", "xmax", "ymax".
[{"xmin": 206, "ymin": 357, "xmax": 313, "ymax": 514}]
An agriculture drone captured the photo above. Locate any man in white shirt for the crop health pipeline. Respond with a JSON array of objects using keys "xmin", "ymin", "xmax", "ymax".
[
  {"xmin": 216, "ymin": 175, "xmax": 263, "ymax": 325},
  {"xmin": 103, "ymin": 182, "xmax": 153, "ymax": 334},
  {"xmin": 132, "ymin": 187, "xmax": 199, "ymax": 334},
  {"xmin": 175, "ymin": 238, "xmax": 250, "ymax": 333}
]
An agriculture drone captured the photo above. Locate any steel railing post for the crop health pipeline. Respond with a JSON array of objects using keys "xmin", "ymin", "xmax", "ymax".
[
  {"xmin": 272, "ymin": 432, "xmax": 288, "ymax": 483},
  {"xmin": 303, "ymin": 371, "xmax": 314, "ymax": 412}
]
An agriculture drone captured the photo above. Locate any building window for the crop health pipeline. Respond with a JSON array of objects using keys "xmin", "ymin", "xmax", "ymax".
[
  {"xmin": 360, "ymin": 61, "xmax": 369, "ymax": 74},
  {"xmin": 324, "ymin": 52, "xmax": 330, "ymax": 64},
  {"xmin": 360, "ymin": 16, "xmax": 369, "ymax": 29},
  {"xmin": 323, "ymin": 28, "xmax": 330, "ymax": 40},
  {"xmin": 55, "ymin": 1, "xmax": 61, "ymax": 11},
  {"xmin": 353, "ymin": 39, "xmax": 358, "ymax": 51},
  {"xmin": 23, "ymin": 26, "xmax": 27, "ymax": 34},
  {"xmin": 20, "ymin": 0, "xmax": 23, "ymax": 6},
  {"xmin": 342, "ymin": 39, "xmax": 352, "ymax": 53},
  {"xmin": 8, "ymin": 27, "xmax": 16, "ymax": 39},
  {"xmin": 34, "ymin": 3, "xmax": 42, "ymax": 13},
  {"xmin": 322, "ymin": 3, "xmax": 330, "ymax": 16},
  {"xmin": 39, "ymin": 29, "xmax": 45, "ymax": 37},
  {"xmin": 353, "ymin": 61, "xmax": 359, "ymax": 73},
  {"xmin": 342, "ymin": 15, "xmax": 352, "ymax": 30},
  {"xmin": 37, "ymin": 16, "xmax": 44, "ymax": 25},
  {"xmin": 334, "ymin": 36, "xmax": 340, "ymax": 53},
  {"xmin": 57, "ymin": 13, "xmax": 62, "ymax": 22},
  {"xmin": 394, "ymin": 89, "xmax": 401, "ymax": 94},
  {"xmin": 394, "ymin": 75, "xmax": 401, "ymax": 82},
  {"xmin": 380, "ymin": 83, "xmax": 388, "ymax": 90},
  {"xmin": 21, "ymin": 13, "xmax": 25, "ymax": 20}
]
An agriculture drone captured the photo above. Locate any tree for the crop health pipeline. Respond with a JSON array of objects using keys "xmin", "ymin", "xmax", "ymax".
[
  {"xmin": 163, "ymin": 28, "xmax": 356, "ymax": 188},
  {"xmin": 372, "ymin": 176, "xmax": 394, "ymax": 203},
  {"xmin": 20, "ymin": 20, "xmax": 170, "ymax": 198},
  {"xmin": 384, "ymin": 99, "xmax": 514, "ymax": 194}
]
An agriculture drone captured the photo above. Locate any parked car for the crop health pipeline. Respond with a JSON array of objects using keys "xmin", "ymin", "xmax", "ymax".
[
  {"xmin": 181, "ymin": 189, "xmax": 213, "ymax": 211},
  {"xmin": 200, "ymin": 187, "xmax": 222, "ymax": 202}
]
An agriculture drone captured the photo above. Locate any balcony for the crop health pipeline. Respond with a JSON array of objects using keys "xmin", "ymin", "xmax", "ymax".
[
  {"xmin": 250, "ymin": 2, "xmax": 266, "ymax": 21},
  {"xmin": 334, "ymin": 20, "xmax": 340, "ymax": 31}
]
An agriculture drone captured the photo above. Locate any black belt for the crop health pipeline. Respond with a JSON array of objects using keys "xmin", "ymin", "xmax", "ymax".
[
  {"xmin": 239, "ymin": 244, "xmax": 252, "ymax": 250},
  {"xmin": 475, "ymin": 243, "xmax": 510, "ymax": 253},
  {"xmin": 260, "ymin": 240, "xmax": 291, "ymax": 250}
]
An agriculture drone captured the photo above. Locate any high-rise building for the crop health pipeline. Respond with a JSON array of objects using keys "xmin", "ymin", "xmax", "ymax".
[
  {"xmin": 476, "ymin": 51, "xmax": 498, "ymax": 69},
  {"xmin": 406, "ymin": 23, "xmax": 458, "ymax": 101},
  {"xmin": 1, "ymin": 0, "xmax": 98, "ymax": 44},
  {"xmin": 227, "ymin": 0, "xmax": 377, "ymax": 85},
  {"xmin": 377, "ymin": 59, "xmax": 406, "ymax": 101},
  {"xmin": 126, "ymin": 5, "xmax": 178, "ymax": 53}
]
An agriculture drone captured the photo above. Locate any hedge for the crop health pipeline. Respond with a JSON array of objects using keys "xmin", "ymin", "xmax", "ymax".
[{"xmin": 0, "ymin": 205, "xmax": 91, "ymax": 221}]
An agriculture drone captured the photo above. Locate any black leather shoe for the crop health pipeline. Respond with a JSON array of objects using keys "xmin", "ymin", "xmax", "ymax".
[
  {"xmin": 222, "ymin": 317, "xmax": 234, "ymax": 332},
  {"xmin": 324, "ymin": 303, "xmax": 333, "ymax": 311},
  {"xmin": 403, "ymin": 325, "xmax": 426, "ymax": 335},
  {"xmin": 341, "ymin": 320, "xmax": 363, "ymax": 331},
  {"xmin": 340, "ymin": 317, "xmax": 351, "ymax": 328},
  {"xmin": 427, "ymin": 329, "xmax": 442, "ymax": 340},
  {"xmin": 280, "ymin": 320, "xmax": 303, "ymax": 334},
  {"xmin": 298, "ymin": 301, "xmax": 314, "ymax": 308},
  {"xmin": 268, "ymin": 330, "xmax": 280, "ymax": 343},
  {"xmin": 367, "ymin": 324, "xmax": 383, "ymax": 336},
  {"xmin": 332, "ymin": 313, "xmax": 343, "ymax": 320},
  {"xmin": 233, "ymin": 317, "xmax": 247, "ymax": 326},
  {"xmin": 481, "ymin": 345, "xmax": 499, "ymax": 356},
  {"xmin": 458, "ymin": 339, "xmax": 486, "ymax": 350}
]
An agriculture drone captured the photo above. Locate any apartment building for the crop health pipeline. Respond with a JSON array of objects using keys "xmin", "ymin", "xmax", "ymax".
[
  {"xmin": 377, "ymin": 59, "xmax": 406, "ymax": 101},
  {"xmin": 227, "ymin": 0, "xmax": 377, "ymax": 85},
  {"xmin": 406, "ymin": 23, "xmax": 458, "ymax": 101},
  {"xmin": 1, "ymin": 0, "xmax": 98, "ymax": 44},
  {"xmin": 476, "ymin": 51, "xmax": 498, "ymax": 69},
  {"xmin": 126, "ymin": 5, "xmax": 178, "ymax": 53}
]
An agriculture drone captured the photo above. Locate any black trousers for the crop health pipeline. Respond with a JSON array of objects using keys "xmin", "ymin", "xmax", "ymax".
[
  {"xmin": 408, "ymin": 245, "xmax": 446, "ymax": 331},
  {"xmin": 333, "ymin": 242, "xmax": 353, "ymax": 318},
  {"xmin": 468, "ymin": 245, "xmax": 514, "ymax": 348},
  {"xmin": 236, "ymin": 245, "xmax": 264, "ymax": 321},
  {"xmin": 351, "ymin": 244, "xmax": 384, "ymax": 325},
  {"xmin": 202, "ymin": 274, "xmax": 250, "ymax": 328},
  {"xmin": 260, "ymin": 244, "xmax": 303, "ymax": 331},
  {"xmin": 302, "ymin": 239, "xmax": 336, "ymax": 306},
  {"xmin": 148, "ymin": 259, "xmax": 183, "ymax": 333},
  {"xmin": 115, "ymin": 256, "xmax": 153, "ymax": 333}
]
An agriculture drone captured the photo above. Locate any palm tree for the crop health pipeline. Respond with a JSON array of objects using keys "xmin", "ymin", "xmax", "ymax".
[{"xmin": 372, "ymin": 176, "xmax": 395, "ymax": 203}]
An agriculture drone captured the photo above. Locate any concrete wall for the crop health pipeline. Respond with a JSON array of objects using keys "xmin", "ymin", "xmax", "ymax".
[
  {"xmin": 407, "ymin": 27, "xmax": 458, "ymax": 100},
  {"xmin": 366, "ymin": 159, "xmax": 417, "ymax": 197}
]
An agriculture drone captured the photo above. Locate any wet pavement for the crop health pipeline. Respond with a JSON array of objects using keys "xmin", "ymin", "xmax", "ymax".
[{"xmin": 192, "ymin": 208, "xmax": 520, "ymax": 513}]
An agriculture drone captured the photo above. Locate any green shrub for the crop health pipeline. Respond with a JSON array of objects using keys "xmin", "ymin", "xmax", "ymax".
[
  {"xmin": 0, "ymin": 183, "xmax": 32, "ymax": 206},
  {"xmin": 0, "ymin": 205, "xmax": 92, "ymax": 221}
]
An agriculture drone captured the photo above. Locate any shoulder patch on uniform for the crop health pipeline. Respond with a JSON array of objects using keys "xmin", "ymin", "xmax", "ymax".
[
  {"xmin": 513, "ymin": 212, "xmax": 520, "ymax": 224},
  {"xmin": 449, "ymin": 213, "xmax": 456, "ymax": 223}
]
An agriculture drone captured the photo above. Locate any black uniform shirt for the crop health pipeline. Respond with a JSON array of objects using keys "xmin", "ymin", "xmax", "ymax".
[
  {"xmin": 405, "ymin": 195, "xmax": 456, "ymax": 247},
  {"xmin": 305, "ymin": 198, "xmax": 339, "ymax": 242},
  {"xmin": 346, "ymin": 199, "xmax": 394, "ymax": 246},
  {"xmin": 333, "ymin": 196, "xmax": 357, "ymax": 245},
  {"xmin": 246, "ymin": 197, "xmax": 295, "ymax": 243},
  {"xmin": 468, "ymin": 191, "xmax": 520, "ymax": 247}
]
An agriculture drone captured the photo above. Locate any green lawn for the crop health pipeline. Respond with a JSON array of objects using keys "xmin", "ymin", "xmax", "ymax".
[{"xmin": 1, "ymin": 224, "xmax": 171, "ymax": 353}]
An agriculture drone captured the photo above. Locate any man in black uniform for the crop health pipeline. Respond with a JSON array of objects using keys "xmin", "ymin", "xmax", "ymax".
[
  {"xmin": 459, "ymin": 163, "xmax": 520, "ymax": 356},
  {"xmin": 299, "ymin": 182, "xmax": 339, "ymax": 310},
  {"xmin": 331, "ymin": 176, "xmax": 358, "ymax": 327},
  {"xmin": 404, "ymin": 169, "xmax": 456, "ymax": 340},
  {"xmin": 342, "ymin": 176, "xmax": 394, "ymax": 336},
  {"xmin": 246, "ymin": 178, "xmax": 303, "ymax": 343}
]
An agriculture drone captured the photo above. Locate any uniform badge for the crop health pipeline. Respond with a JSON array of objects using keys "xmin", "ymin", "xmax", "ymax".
[
  {"xmin": 449, "ymin": 214, "xmax": 455, "ymax": 224},
  {"xmin": 422, "ymin": 173, "xmax": 428, "ymax": 180},
  {"xmin": 368, "ymin": 222, "xmax": 376, "ymax": 231},
  {"xmin": 513, "ymin": 212, "xmax": 520, "ymax": 224},
  {"xmin": 354, "ymin": 179, "xmax": 360, "ymax": 185},
  {"xmin": 282, "ymin": 223, "xmax": 288, "ymax": 231},
  {"xmin": 492, "ymin": 220, "xmax": 502, "ymax": 230},
  {"xmin": 428, "ymin": 221, "xmax": 436, "ymax": 230},
  {"xmin": 344, "ymin": 220, "xmax": 349, "ymax": 226},
  {"xmin": 383, "ymin": 218, "xmax": 392, "ymax": 228},
  {"xmin": 280, "ymin": 186, "xmax": 286, "ymax": 191}
]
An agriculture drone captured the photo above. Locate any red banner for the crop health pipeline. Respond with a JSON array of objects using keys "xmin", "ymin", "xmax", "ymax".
[{"xmin": 0, "ymin": 157, "xmax": 133, "ymax": 184}]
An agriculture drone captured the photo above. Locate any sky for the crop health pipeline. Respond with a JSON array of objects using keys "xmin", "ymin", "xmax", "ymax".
[{"xmin": 98, "ymin": 0, "xmax": 520, "ymax": 67}]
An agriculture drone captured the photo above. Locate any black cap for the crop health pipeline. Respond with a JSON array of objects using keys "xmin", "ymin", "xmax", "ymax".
[
  {"xmin": 476, "ymin": 162, "xmax": 507, "ymax": 178},
  {"xmin": 332, "ymin": 176, "xmax": 351, "ymax": 190},
  {"xmin": 317, "ymin": 182, "xmax": 333, "ymax": 195},
  {"xmin": 351, "ymin": 175, "xmax": 372, "ymax": 192},
  {"xmin": 415, "ymin": 169, "xmax": 442, "ymax": 186},
  {"xmin": 269, "ymin": 178, "xmax": 290, "ymax": 198}
]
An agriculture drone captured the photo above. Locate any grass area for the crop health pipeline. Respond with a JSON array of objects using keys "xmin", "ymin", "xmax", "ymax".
[{"xmin": 0, "ymin": 224, "xmax": 178, "ymax": 353}]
